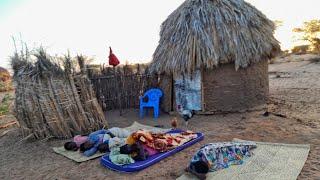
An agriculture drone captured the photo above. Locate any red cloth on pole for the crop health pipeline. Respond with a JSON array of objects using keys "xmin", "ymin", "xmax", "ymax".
[{"xmin": 108, "ymin": 47, "xmax": 120, "ymax": 66}]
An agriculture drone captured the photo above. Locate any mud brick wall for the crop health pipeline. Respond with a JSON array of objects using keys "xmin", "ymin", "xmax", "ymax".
[{"xmin": 202, "ymin": 60, "xmax": 269, "ymax": 112}]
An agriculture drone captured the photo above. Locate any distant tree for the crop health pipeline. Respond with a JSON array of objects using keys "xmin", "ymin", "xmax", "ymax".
[
  {"xmin": 293, "ymin": 19, "xmax": 320, "ymax": 53},
  {"xmin": 274, "ymin": 20, "xmax": 284, "ymax": 29},
  {"xmin": 291, "ymin": 45, "xmax": 310, "ymax": 54}
]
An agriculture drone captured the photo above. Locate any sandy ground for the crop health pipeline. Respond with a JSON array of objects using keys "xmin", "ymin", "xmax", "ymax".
[{"xmin": 1, "ymin": 54, "xmax": 320, "ymax": 180}]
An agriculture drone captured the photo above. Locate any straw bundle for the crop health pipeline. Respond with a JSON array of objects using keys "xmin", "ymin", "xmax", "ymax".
[
  {"xmin": 0, "ymin": 66, "xmax": 12, "ymax": 92},
  {"xmin": 11, "ymin": 48, "xmax": 107, "ymax": 139},
  {"xmin": 150, "ymin": 0, "xmax": 281, "ymax": 75},
  {"xmin": 0, "ymin": 67, "xmax": 10, "ymax": 82}
]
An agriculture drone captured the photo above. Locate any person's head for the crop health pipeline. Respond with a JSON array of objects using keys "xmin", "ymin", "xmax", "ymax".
[
  {"xmin": 64, "ymin": 141, "xmax": 78, "ymax": 151},
  {"xmin": 97, "ymin": 143, "xmax": 110, "ymax": 153},
  {"xmin": 80, "ymin": 141, "xmax": 94, "ymax": 152},
  {"xmin": 190, "ymin": 160, "xmax": 209, "ymax": 174}
]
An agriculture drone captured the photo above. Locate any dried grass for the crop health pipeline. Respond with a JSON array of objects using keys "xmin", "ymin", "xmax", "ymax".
[
  {"xmin": 150, "ymin": 0, "xmax": 281, "ymax": 75},
  {"xmin": 11, "ymin": 48, "xmax": 107, "ymax": 139}
]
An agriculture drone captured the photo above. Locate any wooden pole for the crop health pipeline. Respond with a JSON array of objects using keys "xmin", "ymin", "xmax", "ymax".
[{"xmin": 114, "ymin": 66, "xmax": 122, "ymax": 116}]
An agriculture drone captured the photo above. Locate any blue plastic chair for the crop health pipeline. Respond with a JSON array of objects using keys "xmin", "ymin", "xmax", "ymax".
[{"xmin": 139, "ymin": 88, "xmax": 163, "ymax": 118}]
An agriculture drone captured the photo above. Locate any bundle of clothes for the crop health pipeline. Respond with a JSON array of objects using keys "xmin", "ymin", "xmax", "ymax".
[
  {"xmin": 186, "ymin": 142, "xmax": 257, "ymax": 179},
  {"xmin": 64, "ymin": 127, "xmax": 197, "ymax": 165}
]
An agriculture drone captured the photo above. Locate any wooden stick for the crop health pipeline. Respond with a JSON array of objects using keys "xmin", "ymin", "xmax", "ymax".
[{"xmin": 0, "ymin": 121, "xmax": 17, "ymax": 129}]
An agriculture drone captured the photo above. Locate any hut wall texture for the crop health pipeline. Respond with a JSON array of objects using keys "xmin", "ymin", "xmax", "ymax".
[
  {"xmin": 159, "ymin": 74, "xmax": 173, "ymax": 112},
  {"xmin": 202, "ymin": 60, "xmax": 269, "ymax": 113}
]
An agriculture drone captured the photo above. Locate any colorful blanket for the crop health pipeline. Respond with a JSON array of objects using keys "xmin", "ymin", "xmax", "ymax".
[{"xmin": 178, "ymin": 139, "xmax": 310, "ymax": 180}]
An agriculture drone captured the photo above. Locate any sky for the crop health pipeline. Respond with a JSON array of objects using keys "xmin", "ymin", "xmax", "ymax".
[{"xmin": 0, "ymin": 0, "xmax": 319, "ymax": 70}]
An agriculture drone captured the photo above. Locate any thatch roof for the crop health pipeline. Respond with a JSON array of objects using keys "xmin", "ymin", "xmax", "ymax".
[{"xmin": 150, "ymin": 0, "xmax": 281, "ymax": 75}]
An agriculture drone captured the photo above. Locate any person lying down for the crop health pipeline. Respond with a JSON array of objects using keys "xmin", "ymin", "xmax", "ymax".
[
  {"xmin": 64, "ymin": 127, "xmax": 130, "ymax": 156},
  {"xmin": 109, "ymin": 130, "xmax": 198, "ymax": 165},
  {"xmin": 64, "ymin": 128, "xmax": 198, "ymax": 165},
  {"xmin": 186, "ymin": 142, "xmax": 257, "ymax": 180}
]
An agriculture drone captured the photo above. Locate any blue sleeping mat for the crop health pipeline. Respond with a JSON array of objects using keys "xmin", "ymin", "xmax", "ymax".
[{"xmin": 100, "ymin": 130, "xmax": 204, "ymax": 172}]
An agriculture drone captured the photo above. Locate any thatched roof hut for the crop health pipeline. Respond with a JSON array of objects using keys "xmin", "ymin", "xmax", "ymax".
[{"xmin": 151, "ymin": 0, "xmax": 280, "ymax": 113}]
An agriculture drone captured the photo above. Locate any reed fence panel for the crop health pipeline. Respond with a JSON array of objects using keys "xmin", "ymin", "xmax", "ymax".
[{"xmin": 89, "ymin": 64, "xmax": 160, "ymax": 112}]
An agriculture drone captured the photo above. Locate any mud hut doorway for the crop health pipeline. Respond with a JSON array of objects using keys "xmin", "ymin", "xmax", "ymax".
[{"xmin": 174, "ymin": 70, "xmax": 202, "ymax": 113}]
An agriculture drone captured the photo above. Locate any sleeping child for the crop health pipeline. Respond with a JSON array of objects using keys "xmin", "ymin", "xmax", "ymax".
[
  {"xmin": 186, "ymin": 142, "xmax": 257, "ymax": 180},
  {"xmin": 64, "ymin": 127, "xmax": 130, "ymax": 157}
]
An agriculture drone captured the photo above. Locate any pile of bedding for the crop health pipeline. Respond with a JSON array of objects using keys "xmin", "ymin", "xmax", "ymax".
[
  {"xmin": 62, "ymin": 125, "xmax": 199, "ymax": 166},
  {"xmin": 109, "ymin": 130, "xmax": 198, "ymax": 165}
]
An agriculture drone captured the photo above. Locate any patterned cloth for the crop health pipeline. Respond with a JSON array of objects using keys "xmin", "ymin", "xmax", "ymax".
[
  {"xmin": 127, "ymin": 130, "xmax": 198, "ymax": 152},
  {"xmin": 189, "ymin": 142, "xmax": 257, "ymax": 173}
]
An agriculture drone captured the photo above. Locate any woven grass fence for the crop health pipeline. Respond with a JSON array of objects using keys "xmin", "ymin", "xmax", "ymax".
[
  {"xmin": 11, "ymin": 49, "xmax": 107, "ymax": 139},
  {"xmin": 88, "ymin": 64, "xmax": 159, "ymax": 113}
]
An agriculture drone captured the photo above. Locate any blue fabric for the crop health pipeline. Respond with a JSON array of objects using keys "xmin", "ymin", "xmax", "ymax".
[
  {"xmin": 84, "ymin": 129, "xmax": 130, "ymax": 157},
  {"xmin": 88, "ymin": 129, "xmax": 108, "ymax": 142},
  {"xmin": 84, "ymin": 129, "xmax": 109, "ymax": 157},
  {"xmin": 84, "ymin": 146, "xmax": 99, "ymax": 157},
  {"xmin": 139, "ymin": 88, "xmax": 163, "ymax": 118}
]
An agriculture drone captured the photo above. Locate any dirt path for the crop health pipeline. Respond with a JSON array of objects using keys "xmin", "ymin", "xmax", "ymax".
[{"xmin": 1, "ymin": 55, "xmax": 320, "ymax": 180}]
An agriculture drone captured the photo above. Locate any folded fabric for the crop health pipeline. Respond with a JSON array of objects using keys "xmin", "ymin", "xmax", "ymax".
[{"xmin": 109, "ymin": 147, "xmax": 135, "ymax": 166}]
